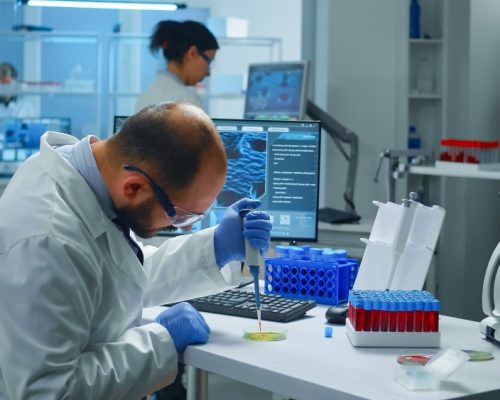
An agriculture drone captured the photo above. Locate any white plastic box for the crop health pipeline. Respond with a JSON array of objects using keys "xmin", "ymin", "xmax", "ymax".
[{"xmin": 206, "ymin": 17, "xmax": 248, "ymax": 38}]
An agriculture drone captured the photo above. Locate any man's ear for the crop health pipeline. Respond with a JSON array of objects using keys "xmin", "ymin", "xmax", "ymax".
[{"xmin": 122, "ymin": 175, "xmax": 149, "ymax": 200}]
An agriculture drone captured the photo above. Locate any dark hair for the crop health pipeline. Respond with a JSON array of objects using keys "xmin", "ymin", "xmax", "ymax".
[
  {"xmin": 109, "ymin": 102, "xmax": 226, "ymax": 190},
  {"xmin": 0, "ymin": 63, "xmax": 18, "ymax": 79},
  {"xmin": 149, "ymin": 20, "xmax": 219, "ymax": 63}
]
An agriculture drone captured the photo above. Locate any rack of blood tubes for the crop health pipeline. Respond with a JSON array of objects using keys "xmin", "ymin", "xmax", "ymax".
[{"xmin": 345, "ymin": 290, "xmax": 441, "ymax": 348}]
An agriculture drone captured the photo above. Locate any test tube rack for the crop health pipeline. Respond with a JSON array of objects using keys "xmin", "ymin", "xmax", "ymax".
[
  {"xmin": 264, "ymin": 246, "xmax": 359, "ymax": 305},
  {"xmin": 346, "ymin": 290, "xmax": 441, "ymax": 348}
]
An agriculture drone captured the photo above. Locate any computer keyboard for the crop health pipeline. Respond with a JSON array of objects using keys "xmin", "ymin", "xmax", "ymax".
[{"xmin": 185, "ymin": 289, "xmax": 317, "ymax": 322}]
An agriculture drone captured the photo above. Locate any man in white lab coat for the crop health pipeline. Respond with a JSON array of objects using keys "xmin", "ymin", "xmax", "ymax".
[
  {"xmin": 0, "ymin": 63, "xmax": 36, "ymax": 118},
  {"xmin": 0, "ymin": 102, "xmax": 272, "ymax": 399}
]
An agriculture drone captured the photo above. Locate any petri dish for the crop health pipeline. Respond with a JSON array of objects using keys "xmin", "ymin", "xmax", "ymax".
[{"xmin": 243, "ymin": 326, "xmax": 287, "ymax": 342}]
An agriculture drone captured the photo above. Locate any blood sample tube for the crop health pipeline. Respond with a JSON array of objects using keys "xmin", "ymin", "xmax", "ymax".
[
  {"xmin": 380, "ymin": 298, "xmax": 389, "ymax": 332},
  {"xmin": 423, "ymin": 299, "xmax": 432, "ymax": 332},
  {"xmin": 354, "ymin": 298, "xmax": 364, "ymax": 331},
  {"xmin": 406, "ymin": 300, "xmax": 415, "ymax": 332},
  {"xmin": 389, "ymin": 299, "xmax": 398, "ymax": 332},
  {"xmin": 371, "ymin": 299, "xmax": 381, "ymax": 332},
  {"xmin": 414, "ymin": 299, "xmax": 424, "ymax": 332},
  {"xmin": 430, "ymin": 299, "xmax": 440, "ymax": 332},
  {"xmin": 363, "ymin": 299, "xmax": 372, "ymax": 332},
  {"xmin": 397, "ymin": 300, "xmax": 407, "ymax": 332}
]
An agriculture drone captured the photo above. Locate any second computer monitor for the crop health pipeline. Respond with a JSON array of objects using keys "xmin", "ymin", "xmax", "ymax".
[{"xmin": 244, "ymin": 61, "xmax": 309, "ymax": 121}]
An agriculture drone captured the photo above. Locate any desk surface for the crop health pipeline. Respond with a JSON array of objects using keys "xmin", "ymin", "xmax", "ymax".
[{"xmin": 143, "ymin": 303, "xmax": 500, "ymax": 400}]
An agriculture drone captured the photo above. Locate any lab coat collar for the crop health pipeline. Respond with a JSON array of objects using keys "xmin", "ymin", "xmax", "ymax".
[
  {"xmin": 38, "ymin": 131, "xmax": 110, "ymax": 241},
  {"xmin": 38, "ymin": 131, "xmax": 146, "ymax": 285}
]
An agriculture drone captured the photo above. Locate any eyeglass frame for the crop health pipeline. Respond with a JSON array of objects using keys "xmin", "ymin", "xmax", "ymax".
[
  {"xmin": 123, "ymin": 164, "xmax": 206, "ymax": 228},
  {"xmin": 197, "ymin": 48, "xmax": 215, "ymax": 68}
]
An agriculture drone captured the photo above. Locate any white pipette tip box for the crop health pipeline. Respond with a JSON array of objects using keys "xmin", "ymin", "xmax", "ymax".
[{"xmin": 345, "ymin": 319, "xmax": 441, "ymax": 348}]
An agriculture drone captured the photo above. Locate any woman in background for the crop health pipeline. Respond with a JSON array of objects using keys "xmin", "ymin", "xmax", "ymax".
[{"xmin": 135, "ymin": 20, "xmax": 219, "ymax": 112}]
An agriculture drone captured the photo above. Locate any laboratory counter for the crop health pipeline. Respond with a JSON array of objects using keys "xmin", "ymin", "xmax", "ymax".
[{"xmin": 143, "ymin": 301, "xmax": 500, "ymax": 400}]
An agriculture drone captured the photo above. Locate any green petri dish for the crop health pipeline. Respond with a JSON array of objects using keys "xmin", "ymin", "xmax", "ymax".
[{"xmin": 243, "ymin": 327, "xmax": 287, "ymax": 341}]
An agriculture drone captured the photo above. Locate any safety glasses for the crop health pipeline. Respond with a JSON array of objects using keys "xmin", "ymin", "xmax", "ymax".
[
  {"xmin": 197, "ymin": 49, "xmax": 215, "ymax": 69},
  {"xmin": 123, "ymin": 164, "xmax": 206, "ymax": 228}
]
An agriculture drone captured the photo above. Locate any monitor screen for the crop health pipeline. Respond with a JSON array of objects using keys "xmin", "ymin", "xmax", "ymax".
[
  {"xmin": 166, "ymin": 119, "xmax": 321, "ymax": 241},
  {"xmin": 0, "ymin": 117, "xmax": 71, "ymax": 176},
  {"xmin": 111, "ymin": 117, "xmax": 321, "ymax": 241},
  {"xmin": 244, "ymin": 61, "xmax": 309, "ymax": 121}
]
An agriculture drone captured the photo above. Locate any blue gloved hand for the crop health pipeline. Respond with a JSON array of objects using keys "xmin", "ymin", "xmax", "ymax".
[
  {"xmin": 214, "ymin": 198, "xmax": 272, "ymax": 267},
  {"xmin": 154, "ymin": 302, "xmax": 210, "ymax": 353}
]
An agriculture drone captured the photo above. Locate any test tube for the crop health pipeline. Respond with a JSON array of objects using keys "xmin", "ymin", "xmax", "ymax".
[
  {"xmin": 363, "ymin": 299, "xmax": 373, "ymax": 332},
  {"xmin": 414, "ymin": 299, "xmax": 424, "ymax": 332},
  {"xmin": 389, "ymin": 299, "xmax": 398, "ymax": 332},
  {"xmin": 406, "ymin": 300, "xmax": 415, "ymax": 332},
  {"xmin": 423, "ymin": 299, "xmax": 432, "ymax": 332},
  {"xmin": 397, "ymin": 300, "xmax": 407, "ymax": 332},
  {"xmin": 370, "ymin": 298, "xmax": 381, "ymax": 332},
  {"xmin": 430, "ymin": 300, "xmax": 440, "ymax": 332},
  {"xmin": 380, "ymin": 298, "xmax": 389, "ymax": 332},
  {"xmin": 354, "ymin": 298, "xmax": 364, "ymax": 331}
]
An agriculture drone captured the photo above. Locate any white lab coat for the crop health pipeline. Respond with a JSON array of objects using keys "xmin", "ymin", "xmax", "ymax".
[
  {"xmin": 0, "ymin": 97, "xmax": 36, "ymax": 118},
  {"xmin": 0, "ymin": 132, "xmax": 240, "ymax": 399},
  {"xmin": 135, "ymin": 72, "xmax": 203, "ymax": 113}
]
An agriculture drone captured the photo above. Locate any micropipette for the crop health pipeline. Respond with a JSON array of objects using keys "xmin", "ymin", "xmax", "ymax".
[{"xmin": 240, "ymin": 209, "xmax": 262, "ymax": 332}]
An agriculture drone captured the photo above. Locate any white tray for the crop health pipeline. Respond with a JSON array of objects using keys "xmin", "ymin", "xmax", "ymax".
[{"xmin": 345, "ymin": 319, "xmax": 441, "ymax": 348}]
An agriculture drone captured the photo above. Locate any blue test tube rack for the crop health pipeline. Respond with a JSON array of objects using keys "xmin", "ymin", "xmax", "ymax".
[{"xmin": 264, "ymin": 246, "xmax": 359, "ymax": 305}]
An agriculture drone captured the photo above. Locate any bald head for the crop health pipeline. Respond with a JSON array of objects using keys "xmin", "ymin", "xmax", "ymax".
[{"xmin": 108, "ymin": 102, "xmax": 227, "ymax": 191}]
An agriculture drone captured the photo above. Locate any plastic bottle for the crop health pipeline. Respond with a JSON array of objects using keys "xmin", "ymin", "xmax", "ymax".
[
  {"xmin": 408, "ymin": 125, "xmax": 421, "ymax": 149},
  {"xmin": 416, "ymin": 58, "xmax": 434, "ymax": 94},
  {"xmin": 409, "ymin": 0, "xmax": 421, "ymax": 39}
]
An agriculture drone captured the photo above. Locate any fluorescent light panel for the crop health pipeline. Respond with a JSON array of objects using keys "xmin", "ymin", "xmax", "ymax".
[{"xmin": 25, "ymin": 0, "xmax": 183, "ymax": 11}]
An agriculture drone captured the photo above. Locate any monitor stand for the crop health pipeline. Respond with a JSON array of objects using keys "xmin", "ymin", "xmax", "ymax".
[{"xmin": 318, "ymin": 207, "xmax": 361, "ymax": 224}]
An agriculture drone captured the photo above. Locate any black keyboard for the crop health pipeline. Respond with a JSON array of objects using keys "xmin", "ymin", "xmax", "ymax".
[{"xmin": 184, "ymin": 289, "xmax": 317, "ymax": 322}]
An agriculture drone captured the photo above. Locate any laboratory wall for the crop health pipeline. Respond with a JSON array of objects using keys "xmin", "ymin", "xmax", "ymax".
[
  {"xmin": 307, "ymin": 0, "xmax": 500, "ymax": 321},
  {"xmin": 306, "ymin": 0, "xmax": 406, "ymax": 216},
  {"xmin": 438, "ymin": 0, "xmax": 500, "ymax": 320}
]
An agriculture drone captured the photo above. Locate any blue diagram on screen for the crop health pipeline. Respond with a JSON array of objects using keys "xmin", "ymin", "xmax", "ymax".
[
  {"xmin": 244, "ymin": 63, "xmax": 307, "ymax": 120},
  {"xmin": 217, "ymin": 131, "xmax": 267, "ymax": 207}
]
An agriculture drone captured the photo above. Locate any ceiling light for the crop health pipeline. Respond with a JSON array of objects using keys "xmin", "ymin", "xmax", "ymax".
[{"xmin": 17, "ymin": 0, "xmax": 186, "ymax": 11}]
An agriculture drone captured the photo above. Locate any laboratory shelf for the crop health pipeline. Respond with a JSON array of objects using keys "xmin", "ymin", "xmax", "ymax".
[
  {"xmin": 409, "ymin": 39, "xmax": 443, "ymax": 45},
  {"xmin": 408, "ymin": 93, "xmax": 442, "ymax": 100},
  {"xmin": 410, "ymin": 163, "xmax": 500, "ymax": 180}
]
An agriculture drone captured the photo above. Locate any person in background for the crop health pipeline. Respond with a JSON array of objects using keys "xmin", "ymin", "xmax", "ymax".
[
  {"xmin": 0, "ymin": 102, "xmax": 272, "ymax": 399},
  {"xmin": 0, "ymin": 62, "xmax": 36, "ymax": 118},
  {"xmin": 135, "ymin": 20, "xmax": 218, "ymax": 113}
]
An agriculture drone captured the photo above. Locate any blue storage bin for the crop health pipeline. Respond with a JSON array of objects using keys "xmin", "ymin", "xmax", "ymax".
[{"xmin": 264, "ymin": 247, "xmax": 359, "ymax": 305}]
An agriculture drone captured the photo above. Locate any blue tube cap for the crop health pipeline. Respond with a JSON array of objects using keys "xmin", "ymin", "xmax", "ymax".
[{"xmin": 324, "ymin": 326, "xmax": 333, "ymax": 338}]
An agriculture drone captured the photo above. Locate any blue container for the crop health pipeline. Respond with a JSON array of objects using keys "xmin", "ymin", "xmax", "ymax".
[
  {"xmin": 409, "ymin": 0, "xmax": 421, "ymax": 39},
  {"xmin": 264, "ymin": 246, "xmax": 359, "ymax": 305}
]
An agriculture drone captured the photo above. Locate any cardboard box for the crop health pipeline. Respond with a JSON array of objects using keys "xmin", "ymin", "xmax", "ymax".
[{"xmin": 207, "ymin": 17, "xmax": 248, "ymax": 38}]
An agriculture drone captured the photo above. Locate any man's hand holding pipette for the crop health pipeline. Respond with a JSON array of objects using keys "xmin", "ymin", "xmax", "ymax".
[{"xmin": 213, "ymin": 198, "xmax": 272, "ymax": 267}]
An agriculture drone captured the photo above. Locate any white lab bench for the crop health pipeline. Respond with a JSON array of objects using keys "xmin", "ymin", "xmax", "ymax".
[{"xmin": 143, "ymin": 301, "xmax": 500, "ymax": 400}]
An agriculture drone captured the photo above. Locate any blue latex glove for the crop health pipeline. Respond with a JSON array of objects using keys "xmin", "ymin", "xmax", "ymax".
[
  {"xmin": 154, "ymin": 302, "xmax": 210, "ymax": 353},
  {"xmin": 214, "ymin": 198, "xmax": 272, "ymax": 267}
]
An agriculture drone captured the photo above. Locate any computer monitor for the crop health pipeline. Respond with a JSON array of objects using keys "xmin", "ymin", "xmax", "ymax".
[
  {"xmin": 244, "ymin": 61, "xmax": 309, "ymax": 121},
  {"xmin": 111, "ymin": 116, "xmax": 321, "ymax": 241},
  {"xmin": 0, "ymin": 117, "xmax": 71, "ymax": 176}
]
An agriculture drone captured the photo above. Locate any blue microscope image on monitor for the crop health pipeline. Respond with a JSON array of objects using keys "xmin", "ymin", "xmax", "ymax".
[{"xmin": 217, "ymin": 130, "xmax": 267, "ymax": 207}]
